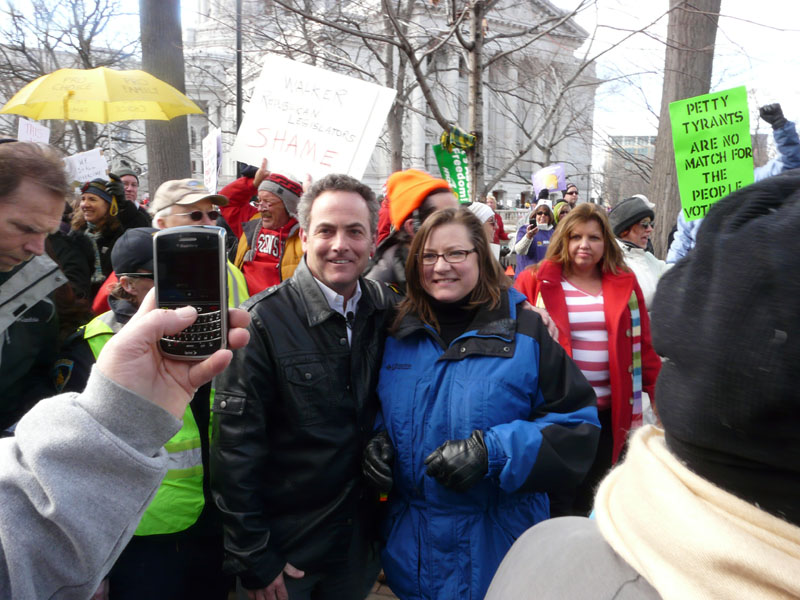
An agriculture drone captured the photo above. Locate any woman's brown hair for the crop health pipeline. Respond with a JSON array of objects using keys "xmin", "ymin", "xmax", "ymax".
[
  {"xmin": 392, "ymin": 207, "xmax": 509, "ymax": 333},
  {"xmin": 543, "ymin": 203, "xmax": 627, "ymax": 276}
]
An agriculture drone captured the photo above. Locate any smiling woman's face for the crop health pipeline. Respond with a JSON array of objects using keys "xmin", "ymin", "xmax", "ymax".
[
  {"xmin": 421, "ymin": 223, "xmax": 480, "ymax": 303},
  {"xmin": 80, "ymin": 192, "xmax": 109, "ymax": 225}
]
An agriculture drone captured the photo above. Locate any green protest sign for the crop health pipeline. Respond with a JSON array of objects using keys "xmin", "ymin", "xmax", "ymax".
[
  {"xmin": 669, "ymin": 86, "xmax": 754, "ymax": 221},
  {"xmin": 433, "ymin": 144, "xmax": 471, "ymax": 203}
]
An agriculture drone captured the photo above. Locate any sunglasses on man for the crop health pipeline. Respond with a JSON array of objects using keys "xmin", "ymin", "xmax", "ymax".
[{"xmin": 172, "ymin": 209, "xmax": 221, "ymax": 221}]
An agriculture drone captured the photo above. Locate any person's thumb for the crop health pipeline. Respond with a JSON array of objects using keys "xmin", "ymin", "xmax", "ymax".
[{"xmin": 284, "ymin": 563, "xmax": 305, "ymax": 579}]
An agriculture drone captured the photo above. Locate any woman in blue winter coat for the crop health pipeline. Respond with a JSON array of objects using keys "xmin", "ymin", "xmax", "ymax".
[{"xmin": 362, "ymin": 207, "xmax": 601, "ymax": 600}]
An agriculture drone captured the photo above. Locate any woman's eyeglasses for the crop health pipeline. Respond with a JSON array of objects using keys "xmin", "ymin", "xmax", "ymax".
[
  {"xmin": 172, "ymin": 209, "xmax": 220, "ymax": 221},
  {"xmin": 535, "ymin": 211, "xmax": 549, "ymax": 217},
  {"xmin": 638, "ymin": 220, "xmax": 655, "ymax": 229},
  {"xmin": 421, "ymin": 249, "xmax": 477, "ymax": 265}
]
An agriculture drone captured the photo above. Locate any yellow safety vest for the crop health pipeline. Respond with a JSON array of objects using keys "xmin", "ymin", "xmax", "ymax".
[
  {"xmin": 226, "ymin": 260, "xmax": 249, "ymax": 307},
  {"xmin": 83, "ymin": 312, "xmax": 205, "ymax": 535}
]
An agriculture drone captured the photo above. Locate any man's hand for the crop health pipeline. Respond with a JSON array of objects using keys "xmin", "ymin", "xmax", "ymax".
[
  {"xmin": 253, "ymin": 158, "xmax": 270, "ymax": 189},
  {"xmin": 759, "ymin": 103, "xmax": 788, "ymax": 130},
  {"xmin": 246, "ymin": 563, "xmax": 305, "ymax": 600},
  {"xmin": 96, "ymin": 289, "xmax": 251, "ymax": 418}
]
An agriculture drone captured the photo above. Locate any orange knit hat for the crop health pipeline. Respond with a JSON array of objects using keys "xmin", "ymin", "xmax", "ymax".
[{"xmin": 387, "ymin": 169, "xmax": 452, "ymax": 230}]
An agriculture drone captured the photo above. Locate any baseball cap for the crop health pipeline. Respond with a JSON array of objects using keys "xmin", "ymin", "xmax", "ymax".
[
  {"xmin": 111, "ymin": 227, "xmax": 157, "ymax": 274},
  {"xmin": 149, "ymin": 179, "xmax": 228, "ymax": 216}
]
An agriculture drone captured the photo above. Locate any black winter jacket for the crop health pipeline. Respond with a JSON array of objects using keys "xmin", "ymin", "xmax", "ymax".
[{"xmin": 210, "ymin": 258, "xmax": 400, "ymax": 589}]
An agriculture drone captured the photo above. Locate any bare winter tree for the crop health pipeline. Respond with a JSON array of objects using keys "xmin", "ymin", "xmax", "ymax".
[
  {"xmin": 648, "ymin": 0, "xmax": 721, "ymax": 257},
  {"xmin": 0, "ymin": 0, "xmax": 142, "ymax": 158},
  {"xmin": 193, "ymin": 0, "xmax": 598, "ymax": 196},
  {"xmin": 140, "ymin": 0, "xmax": 192, "ymax": 188}
]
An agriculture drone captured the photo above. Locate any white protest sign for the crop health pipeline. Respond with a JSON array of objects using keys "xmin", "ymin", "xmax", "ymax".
[
  {"xmin": 17, "ymin": 118, "xmax": 50, "ymax": 144},
  {"xmin": 230, "ymin": 54, "xmax": 396, "ymax": 180},
  {"xmin": 202, "ymin": 126, "xmax": 222, "ymax": 193},
  {"xmin": 63, "ymin": 148, "xmax": 108, "ymax": 184}
]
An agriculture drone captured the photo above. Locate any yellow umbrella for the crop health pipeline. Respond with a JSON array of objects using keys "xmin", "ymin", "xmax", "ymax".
[{"xmin": 0, "ymin": 66, "xmax": 204, "ymax": 123}]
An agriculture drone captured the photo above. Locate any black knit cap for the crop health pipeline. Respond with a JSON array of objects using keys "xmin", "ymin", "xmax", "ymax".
[
  {"xmin": 608, "ymin": 196, "xmax": 655, "ymax": 237},
  {"xmin": 650, "ymin": 169, "xmax": 800, "ymax": 526}
]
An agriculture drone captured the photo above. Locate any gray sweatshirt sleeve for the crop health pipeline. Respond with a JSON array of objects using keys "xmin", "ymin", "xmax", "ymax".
[{"xmin": 0, "ymin": 367, "xmax": 181, "ymax": 599}]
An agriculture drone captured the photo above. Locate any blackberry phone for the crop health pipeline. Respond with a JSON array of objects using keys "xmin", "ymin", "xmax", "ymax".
[{"xmin": 153, "ymin": 225, "xmax": 227, "ymax": 360}]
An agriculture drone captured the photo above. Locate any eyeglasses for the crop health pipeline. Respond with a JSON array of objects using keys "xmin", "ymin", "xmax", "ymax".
[
  {"xmin": 421, "ymin": 249, "xmax": 477, "ymax": 265},
  {"xmin": 638, "ymin": 220, "xmax": 655, "ymax": 229},
  {"xmin": 172, "ymin": 209, "xmax": 220, "ymax": 221},
  {"xmin": 535, "ymin": 211, "xmax": 549, "ymax": 216},
  {"xmin": 564, "ymin": 190, "xmax": 578, "ymax": 196},
  {"xmin": 256, "ymin": 197, "xmax": 284, "ymax": 208},
  {"xmin": 559, "ymin": 209, "xmax": 570, "ymax": 216},
  {"xmin": 118, "ymin": 273, "xmax": 154, "ymax": 279}
]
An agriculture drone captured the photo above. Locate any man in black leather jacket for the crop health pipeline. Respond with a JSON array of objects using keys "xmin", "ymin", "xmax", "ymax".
[{"xmin": 211, "ymin": 174, "xmax": 400, "ymax": 599}]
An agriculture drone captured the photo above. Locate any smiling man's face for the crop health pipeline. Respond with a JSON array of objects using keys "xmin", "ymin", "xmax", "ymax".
[{"xmin": 300, "ymin": 190, "xmax": 374, "ymax": 301}]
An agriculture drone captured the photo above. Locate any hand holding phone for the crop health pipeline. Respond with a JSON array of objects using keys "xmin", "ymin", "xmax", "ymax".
[{"xmin": 154, "ymin": 226, "xmax": 228, "ymax": 361}]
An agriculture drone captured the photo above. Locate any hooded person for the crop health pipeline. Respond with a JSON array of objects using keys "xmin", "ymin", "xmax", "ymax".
[
  {"xmin": 486, "ymin": 170, "xmax": 800, "ymax": 600},
  {"xmin": 365, "ymin": 168, "xmax": 459, "ymax": 292},
  {"xmin": 608, "ymin": 195, "xmax": 670, "ymax": 308},
  {"xmin": 513, "ymin": 198, "xmax": 555, "ymax": 278},
  {"xmin": 553, "ymin": 201, "xmax": 570, "ymax": 225}
]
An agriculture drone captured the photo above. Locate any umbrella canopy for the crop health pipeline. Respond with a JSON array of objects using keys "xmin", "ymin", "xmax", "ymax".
[{"xmin": 0, "ymin": 66, "xmax": 204, "ymax": 123}]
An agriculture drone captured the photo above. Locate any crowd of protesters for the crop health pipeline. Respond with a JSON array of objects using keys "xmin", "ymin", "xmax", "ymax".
[{"xmin": 0, "ymin": 99, "xmax": 799, "ymax": 600}]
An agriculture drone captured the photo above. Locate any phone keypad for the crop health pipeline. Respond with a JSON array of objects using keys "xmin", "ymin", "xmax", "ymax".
[{"xmin": 160, "ymin": 305, "xmax": 223, "ymax": 357}]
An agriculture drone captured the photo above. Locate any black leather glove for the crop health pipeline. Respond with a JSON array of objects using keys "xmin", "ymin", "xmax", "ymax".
[
  {"xmin": 424, "ymin": 430, "xmax": 488, "ymax": 492},
  {"xmin": 759, "ymin": 103, "xmax": 788, "ymax": 130},
  {"xmin": 362, "ymin": 430, "xmax": 394, "ymax": 493},
  {"xmin": 499, "ymin": 245, "xmax": 511, "ymax": 258},
  {"xmin": 106, "ymin": 172, "xmax": 126, "ymax": 204}
]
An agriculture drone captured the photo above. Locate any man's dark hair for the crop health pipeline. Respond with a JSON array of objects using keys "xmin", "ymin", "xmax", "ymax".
[
  {"xmin": 297, "ymin": 173, "xmax": 378, "ymax": 234},
  {"xmin": 0, "ymin": 142, "xmax": 70, "ymax": 201}
]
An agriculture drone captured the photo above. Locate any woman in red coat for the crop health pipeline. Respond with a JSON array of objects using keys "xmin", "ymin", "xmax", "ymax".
[{"xmin": 514, "ymin": 203, "xmax": 660, "ymax": 515}]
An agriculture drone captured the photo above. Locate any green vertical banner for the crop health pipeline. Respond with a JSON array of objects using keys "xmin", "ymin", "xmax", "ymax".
[
  {"xmin": 433, "ymin": 144, "xmax": 471, "ymax": 203},
  {"xmin": 669, "ymin": 85, "xmax": 754, "ymax": 221}
]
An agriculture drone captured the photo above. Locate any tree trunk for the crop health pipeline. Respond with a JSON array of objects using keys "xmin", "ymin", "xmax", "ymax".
[
  {"xmin": 140, "ymin": 0, "xmax": 192, "ymax": 192},
  {"xmin": 467, "ymin": 0, "xmax": 485, "ymax": 201},
  {"xmin": 649, "ymin": 0, "xmax": 721, "ymax": 258}
]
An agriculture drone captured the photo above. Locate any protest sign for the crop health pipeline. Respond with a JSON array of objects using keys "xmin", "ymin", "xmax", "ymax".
[
  {"xmin": 669, "ymin": 86, "xmax": 754, "ymax": 221},
  {"xmin": 433, "ymin": 144, "xmax": 471, "ymax": 203},
  {"xmin": 202, "ymin": 126, "xmax": 222, "ymax": 193},
  {"xmin": 531, "ymin": 164, "xmax": 565, "ymax": 199},
  {"xmin": 63, "ymin": 148, "xmax": 108, "ymax": 184},
  {"xmin": 17, "ymin": 118, "xmax": 50, "ymax": 144},
  {"xmin": 230, "ymin": 55, "xmax": 396, "ymax": 180}
]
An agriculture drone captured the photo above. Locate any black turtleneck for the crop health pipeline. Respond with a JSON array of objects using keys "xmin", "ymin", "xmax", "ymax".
[{"xmin": 428, "ymin": 294, "xmax": 479, "ymax": 347}]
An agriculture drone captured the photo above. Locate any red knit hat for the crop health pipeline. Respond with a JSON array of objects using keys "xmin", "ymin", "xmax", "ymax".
[{"xmin": 386, "ymin": 169, "xmax": 452, "ymax": 229}]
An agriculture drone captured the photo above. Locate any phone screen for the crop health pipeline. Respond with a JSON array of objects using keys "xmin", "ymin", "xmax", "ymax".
[{"xmin": 156, "ymin": 244, "xmax": 221, "ymax": 303}]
